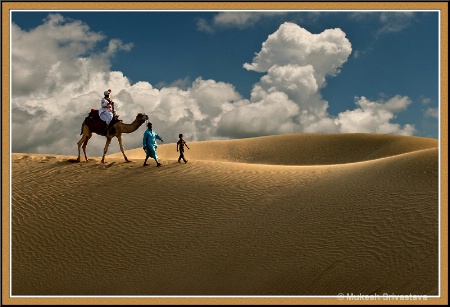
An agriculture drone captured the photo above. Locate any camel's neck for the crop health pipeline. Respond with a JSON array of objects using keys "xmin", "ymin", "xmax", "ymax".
[{"xmin": 120, "ymin": 119, "xmax": 145, "ymax": 133}]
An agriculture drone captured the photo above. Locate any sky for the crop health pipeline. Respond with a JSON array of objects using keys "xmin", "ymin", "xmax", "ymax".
[{"xmin": 10, "ymin": 10, "xmax": 441, "ymax": 156}]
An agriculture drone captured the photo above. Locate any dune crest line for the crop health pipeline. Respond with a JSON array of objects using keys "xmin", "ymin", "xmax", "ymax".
[{"xmin": 108, "ymin": 133, "xmax": 438, "ymax": 166}]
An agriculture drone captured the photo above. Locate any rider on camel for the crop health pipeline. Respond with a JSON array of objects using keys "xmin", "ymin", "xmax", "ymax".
[{"xmin": 98, "ymin": 89, "xmax": 116, "ymax": 132}]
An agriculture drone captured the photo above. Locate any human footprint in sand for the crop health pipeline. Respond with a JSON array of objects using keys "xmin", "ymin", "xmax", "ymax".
[
  {"xmin": 143, "ymin": 122, "xmax": 164, "ymax": 167},
  {"xmin": 176, "ymin": 133, "xmax": 190, "ymax": 164}
]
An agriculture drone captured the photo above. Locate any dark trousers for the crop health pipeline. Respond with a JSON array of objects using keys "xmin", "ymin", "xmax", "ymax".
[{"xmin": 178, "ymin": 148, "xmax": 186, "ymax": 163}]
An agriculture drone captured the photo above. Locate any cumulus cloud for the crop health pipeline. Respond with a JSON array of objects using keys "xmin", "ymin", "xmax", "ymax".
[
  {"xmin": 336, "ymin": 96, "xmax": 415, "ymax": 135},
  {"xmin": 217, "ymin": 92, "xmax": 300, "ymax": 138},
  {"xmin": 11, "ymin": 14, "xmax": 131, "ymax": 98},
  {"xmin": 219, "ymin": 22, "xmax": 348, "ymax": 137},
  {"xmin": 218, "ymin": 22, "xmax": 414, "ymax": 138},
  {"xmin": 243, "ymin": 23, "xmax": 352, "ymax": 87},
  {"xmin": 11, "ymin": 17, "xmax": 415, "ymax": 156},
  {"xmin": 11, "ymin": 14, "xmax": 243, "ymax": 155}
]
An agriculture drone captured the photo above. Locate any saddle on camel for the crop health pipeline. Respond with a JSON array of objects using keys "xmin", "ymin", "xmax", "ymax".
[
  {"xmin": 82, "ymin": 89, "xmax": 122, "ymax": 136},
  {"xmin": 84, "ymin": 108, "xmax": 122, "ymax": 136}
]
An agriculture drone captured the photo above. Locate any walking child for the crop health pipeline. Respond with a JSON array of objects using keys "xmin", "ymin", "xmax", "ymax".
[{"xmin": 176, "ymin": 133, "xmax": 190, "ymax": 163}]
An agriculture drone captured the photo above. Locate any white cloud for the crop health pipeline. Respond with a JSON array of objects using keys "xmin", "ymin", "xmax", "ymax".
[
  {"xmin": 244, "ymin": 22, "xmax": 352, "ymax": 87},
  {"xmin": 217, "ymin": 92, "xmax": 300, "ymax": 138},
  {"xmin": 11, "ymin": 14, "xmax": 244, "ymax": 155},
  {"xmin": 377, "ymin": 12, "xmax": 415, "ymax": 36},
  {"xmin": 420, "ymin": 97, "xmax": 432, "ymax": 105},
  {"xmin": 214, "ymin": 12, "xmax": 285, "ymax": 28},
  {"xmin": 11, "ymin": 17, "xmax": 416, "ymax": 156},
  {"xmin": 196, "ymin": 18, "xmax": 214, "ymax": 34},
  {"xmin": 336, "ymin": 96, "xmax": 415, "ymax": 135},
  {"xmin": 197, "ymin": 12, "xmax": 287, "ymax": 33},
  {"xmin": 425, "ymin": 107, "xmax": 439, "ymax": 119},
  {"xmin": 11, "ymin": 14, "xmax": 132, "ymax": 98},
  {"xmin": 220, "ymin": 22, "xmax": 349, "ymax": 136},
  {"xmin": 353, "ymin": 47, "xmax": 373, "ymax": 59},
  {"xmin": 349, "ymin": 11, "xmax": 416, "ymax": 37},
  {"xmin": 219, "ymin": 22, "xmax": 413, "ymax": 138}
]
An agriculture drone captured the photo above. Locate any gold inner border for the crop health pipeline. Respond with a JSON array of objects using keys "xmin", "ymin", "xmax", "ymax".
[{"xmin": 2, "ymin": 2, "xmax": 448, "ymax": 305}]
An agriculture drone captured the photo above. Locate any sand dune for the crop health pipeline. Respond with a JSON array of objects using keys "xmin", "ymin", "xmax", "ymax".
[
  {"xmin": 11, "ymin": 133, "xmax": 439, "ymax": 296},
  {"xmin": 109, "ymin": 133, "xmax": 438, "ymax": 165}
]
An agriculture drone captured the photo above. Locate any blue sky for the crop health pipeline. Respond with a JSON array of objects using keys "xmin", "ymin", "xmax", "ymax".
[{"xmin": 10, "ymin": 10, "xmax": 440, "ymax": 155}]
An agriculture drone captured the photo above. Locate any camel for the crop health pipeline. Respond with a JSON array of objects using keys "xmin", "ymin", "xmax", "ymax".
[{"xmin": 77, "ymin": 113, "xmax": 149, "ymax": 163}]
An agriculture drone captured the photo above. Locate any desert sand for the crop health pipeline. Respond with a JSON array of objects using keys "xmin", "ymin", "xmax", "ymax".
[{"xmin": 11, "ymin": 133, "xmax": 439, "ymax": 296}]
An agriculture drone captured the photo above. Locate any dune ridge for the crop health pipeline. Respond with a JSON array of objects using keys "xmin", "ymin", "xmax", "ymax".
[
  {"xmin": 109, "ymin": 133, "xmax": 438, "ymax": 165},
  {"xmin": 11, "ymin": 134, "xmax": 439, "ymax": 296}
]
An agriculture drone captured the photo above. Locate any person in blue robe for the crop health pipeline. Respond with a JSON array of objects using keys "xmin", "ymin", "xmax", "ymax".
[{"xmin": 143, "ymin": 122, "xmax": 164, "ymax": 167}]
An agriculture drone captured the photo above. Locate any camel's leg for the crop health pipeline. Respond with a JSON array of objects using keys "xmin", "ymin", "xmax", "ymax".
[
  {"xmin": 117, "ymin": 134, "xmax": 130, "ymax": 162},
  {"xmin": 77, "ymin": 135, "xmax": 86, "ymax": 162},
  {"xmin": 82, "ymin": 135, "xmax": 91, "ymax": 162},
  {"xmin": 101, "ymin": 137, "xmax": 112, "ymax": 163}
]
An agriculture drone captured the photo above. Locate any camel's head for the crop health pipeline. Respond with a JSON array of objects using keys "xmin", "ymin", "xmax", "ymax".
[{"xmin": 137, "ymin": 113, "xmax": 149, "ymax": 123}]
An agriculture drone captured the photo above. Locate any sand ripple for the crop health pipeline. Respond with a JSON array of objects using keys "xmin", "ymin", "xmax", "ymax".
[{"xmin": 11, "ymin": 134, "xmax": 439, "ymax": 295}]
